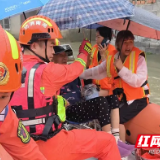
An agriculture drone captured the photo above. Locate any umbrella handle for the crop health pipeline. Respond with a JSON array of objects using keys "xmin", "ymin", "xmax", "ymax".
[
  {"xmin": 78, "ymin": 28, "xmax": 87, "ymax": 40},
  {"xmin": 23, "ymin": 12, "xmax": 27, "ymax": 20},
  {"xmin": 126, "ymin": 20, "xmax": 131, "ymax": 30},
  {"xmin": 79, "ymin": 28, "xmax": 91, "ymax": 42},
  {"xmin": 82, "ymin": 29, "xmax": 86, "ymax": 38}
]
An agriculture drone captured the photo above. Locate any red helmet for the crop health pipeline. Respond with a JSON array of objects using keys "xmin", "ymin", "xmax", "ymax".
[
  {"xmin": 0, "ymin": 25, "xmax": 22, "ymax": 92},
  {"xmin": 19, "ymin": 15, "xmax": 62, "ymax": 45}
]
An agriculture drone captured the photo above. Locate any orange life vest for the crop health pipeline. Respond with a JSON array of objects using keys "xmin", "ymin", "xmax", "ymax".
[
  {"xmin": 10, "ymin": 61, "xmax": 62, "ymax": 140},
  {"xmin": 106, "ymin": 47, "xmax": 150, "ymax": 101},
  {"xmin": 89, "ymin": 44, "xmax": 116, "ymax": 90}
]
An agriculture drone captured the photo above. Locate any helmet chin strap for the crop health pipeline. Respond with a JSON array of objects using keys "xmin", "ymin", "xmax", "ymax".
[
  {"xmin": 44, "ymin": 40, "xmax": 50, "ymax": 63},
  {"xmin": 9, "ymin": 92, "xmax": 14, "ymax": 102},
  {"xmin": 26, "ymin": 40, "xmax": 50, "ymax": 63}
]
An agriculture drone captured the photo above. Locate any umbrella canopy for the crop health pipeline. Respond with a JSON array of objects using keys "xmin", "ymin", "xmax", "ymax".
[
  {"xmin": 97, "ymin": 7, "xmax": 160, "ymax": 40},
  {"xmin": 85, "ymin": 24, "xmax": 103, "ymax": 29},
  {"xmin": 0, "ymin": 0, "xmax": 50, "ymax": 20},
  {"xmin": 39, "ymin": 0, "xmax": 134, "ymax": 30}
]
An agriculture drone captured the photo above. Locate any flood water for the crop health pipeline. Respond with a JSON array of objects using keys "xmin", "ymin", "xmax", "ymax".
[
  {"xmin": 61, "ymin": 41, "xmax": 160, "ymax": 105},
  {"xmin": 146, "ymin": 54, "xmax": 160, "ymax": 104}
]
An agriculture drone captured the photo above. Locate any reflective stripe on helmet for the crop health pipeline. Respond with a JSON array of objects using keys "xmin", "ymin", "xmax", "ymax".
[
  {"xmin": 5, "ymin": 31, "xmax": 19, "ymax": 60},
  {"xmin": 55, "ymin": 39, "xmax": 60, "ymax": 46},
  {"xmin": 22, "ymin": 17, "xmax": 52, "ymax": 28}
]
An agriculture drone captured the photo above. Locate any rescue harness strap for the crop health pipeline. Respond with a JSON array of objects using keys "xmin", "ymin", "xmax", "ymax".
[
  {"xmin": 31, "ymin": 127, "xmax": 61, "ymax": 141},
  {"xmin": 112, "ymin": 79, "xmax": 149, "ymax": 103},
  {"xmin": 12, "ymin": 104, "xmax": 55, "ymax": 118},
  {"xmin": 28, "ymin": 63, "xmax": 41, "ymax": 133},
  {"xmin": 114, "ymin": 76, "xmax": 148, "ymax": 90}
]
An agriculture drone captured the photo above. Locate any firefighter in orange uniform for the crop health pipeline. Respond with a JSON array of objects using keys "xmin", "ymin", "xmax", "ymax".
[
  {"xmin": 0, "ymin": 25, "xmax": 46, "ymax": 160},
  {"xmin": 10, "ymin": 15, "xmax": 121, "ymax": 160}
]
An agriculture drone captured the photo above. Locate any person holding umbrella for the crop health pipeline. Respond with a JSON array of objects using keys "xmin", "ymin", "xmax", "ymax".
[
  {"xmin": 80, "ymin": 30, "xmax": 150, "ymax": 142},
  {"xmin": 10, "ymin": 15, "xmax": 121, "ymax": 160}
]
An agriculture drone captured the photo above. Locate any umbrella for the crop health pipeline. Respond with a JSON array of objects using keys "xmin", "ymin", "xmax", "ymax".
[
  {"xmin": 0, "ymin": 0, "xmax": 50, "ymax": 20},
  {"xmin": 38, "ymin": 0, "xmax": 134, "ymax": 30},
  {"xmin": 96, "ymin": 7, "xmax": 160, "ymax": 40}
]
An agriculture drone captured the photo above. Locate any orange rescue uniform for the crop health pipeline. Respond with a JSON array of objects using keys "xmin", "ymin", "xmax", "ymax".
[
  {"xmin": 0, "ymin": 107, "xmax": 46, "ymax": 160},
  {"xmin": 37, "ymin": 129, "xmax": 121, "ymax": 160},
  {"xmin": 23, "ymin": 53, "xmax": 87, "ymax": 96},
  {"xmin": 0, "ymin": 144, "xmax": 13, "ymax": 160}
]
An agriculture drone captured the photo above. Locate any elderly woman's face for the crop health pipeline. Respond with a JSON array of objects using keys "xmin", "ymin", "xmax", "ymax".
[
  {"xmin": 120, "ymin": 38, "xmax": 134, "ymax": 56},
  {"xmin": 53, "ymin": 52, "xmax": 68, "ymax": 64},
  {"xmin": 95, "ymin": 31, "xmax": 104, "ymax": 45}
]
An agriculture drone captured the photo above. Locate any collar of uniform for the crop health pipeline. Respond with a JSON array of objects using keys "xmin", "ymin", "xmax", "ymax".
[{"xmin": 23, "ymin": 55, "xmax": 44, "ymax": 63}]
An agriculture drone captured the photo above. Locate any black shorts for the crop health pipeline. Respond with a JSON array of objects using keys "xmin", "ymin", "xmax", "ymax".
[
  {"xmin": 106, "ymin": 95, "xmax": 120, "ymax": 109},
  {"xmin": 119, "ymin": 97, "xmax": 148, "ymax": 124}
]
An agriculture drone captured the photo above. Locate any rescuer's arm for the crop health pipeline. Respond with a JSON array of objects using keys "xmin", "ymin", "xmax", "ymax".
[{"xmin": 41, "ymin": 39, "xmax": 92, "ymax": 96}]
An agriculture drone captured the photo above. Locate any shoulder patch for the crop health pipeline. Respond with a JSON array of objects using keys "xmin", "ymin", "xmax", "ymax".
[{"xmin": 17, "ymin": 121, "xmax": 30, "ymax": 144}]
